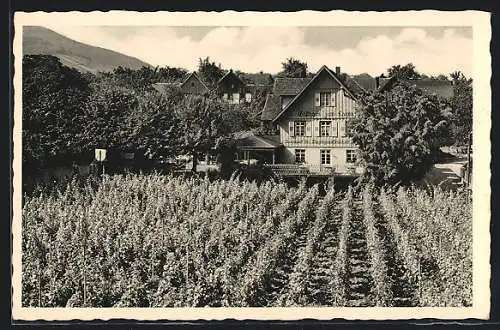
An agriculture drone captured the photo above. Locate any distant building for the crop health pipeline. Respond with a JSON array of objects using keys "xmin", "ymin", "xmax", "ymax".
[
  {"xmin": 216, "ymin": 69, "xmax": 272, "ymax": 104},
  {"xmin": 376, "ymin": 75, "xmax": 454, "ymax": 98},
  {"xmin": 152, "ymin": 71, "xmax": 209, "ymax": 96}
]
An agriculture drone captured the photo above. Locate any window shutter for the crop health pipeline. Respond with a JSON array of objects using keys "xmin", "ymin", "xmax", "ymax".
[
  {"xmin": 289, "ymin": 121, "xmax": 295, "ymax": 137},
  {"xmin": 314, "ymin": 93, "xmax": 320, "ymax": 106},
  {"xmin": 330, "ymin": 92, "xmax": 336, "ymax": 107},
  {"xmin": 331, "ymin": 120, "xmax": 338, "ymax": 137},
  {"xmin": 339, "ymin": 120, "xmax": 346, "ymax": 137},
  {"xmin": 305, "ymin": 121, "xmax": 312, "ymax": 136},
  {"xmin": 313, "ymin": 121, "xmax": 320, "ymax": 137}
]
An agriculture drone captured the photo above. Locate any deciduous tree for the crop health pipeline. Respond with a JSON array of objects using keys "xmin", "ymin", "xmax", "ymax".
[
  {"xmin": 348, "ymin": 82, "xmax": 452, "ymax": 187},
  {"xmin": 279, "ymin": 57, "xmax": 308, "ymax": 78},
  {"xmin": 22, "ymin": 55, "xmax": 91, "ymax": 169}
]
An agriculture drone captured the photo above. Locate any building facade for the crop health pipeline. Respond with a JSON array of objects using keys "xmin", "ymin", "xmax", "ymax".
[{"xmin": 259, "ymin": 65, "xmax": 364, "ymax": 175}]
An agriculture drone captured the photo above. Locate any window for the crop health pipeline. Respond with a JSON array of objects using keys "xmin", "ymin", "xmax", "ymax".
[
  {"xmin": 294, "ymin": 121, "xmax": 306, "ymax": 136},
  {"xmin": 346, "ymin": 150, "xmax": 357, "ymax": 163},
  {"xmin": 245, "ymin": 93, "xmax": 252, "ymax": 103},
  {"xmin": 295, "ymin": 149, "xmax": 306, "ymax": 163},
  {"xmin": 223, "ymin": 93, "xmax": 228, "ymax": 101},
  {"xmin": 320, "ymin": 121, "xmax": 331, "ymax": 137},
  {"xmin": 320, "ymin": 150, "xmax": 331, "ymax": 165},
  {"xmin": 320, "ymin": 92, "xmax": 332, "ymax": 106},
  {"xmin": 232, "ymin": 93, "xmax": 240, "ymax": 104}
]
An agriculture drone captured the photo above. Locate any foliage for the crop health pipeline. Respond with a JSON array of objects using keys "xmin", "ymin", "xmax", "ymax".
[
  {"xmin": 172, "ymin": 94, "xmax": 230, "ymax": 171},
  {"xmin": 278, "ymin": 57, "xmax": 308, "ymax": 78},
  {"xmin": 197, "ymin": 57, "xmax": 225, "ymax": 88},
  {"xmin": 348, "ymin": 82, "xmax": 452, "ymax": 187},
  {"xmin": 22, "ymin": 55, "xmax": 91, "ymax": 169},
  {"xmin": 22, "ymin": 174, "xmax": 472, "ymax": 307},
  {"xmin": 387, "ymin": 63, "xmax": 421, "ymax": 80},
  {"xmin": 449, "ymin": 71, "xmax": 473, "ymax": 146}
]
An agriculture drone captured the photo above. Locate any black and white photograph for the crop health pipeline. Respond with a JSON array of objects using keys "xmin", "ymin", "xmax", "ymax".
[{"xmin": 11, "ymin": 10, "xmax": 491, "ymax": 321}]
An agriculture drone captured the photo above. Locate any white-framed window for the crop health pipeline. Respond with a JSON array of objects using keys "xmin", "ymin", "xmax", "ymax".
[
  {"xmin": 320, "ymin": 149, "xmax": 331, "ymax": 165},
  {"xmin": 232, "ymin": 93, "xmax": 240, "ymax": 104},
  {"xmin": 320, "ymin": 121, "xmax": 331, "ymax": 137},
  {"xmin": 295, "ymin": 149, "xmax": 306, "ymax": 163},
  {"xmin": 346, "ymin": 149, "xmax": 357, "ymax": 163},
  {"xmin": 223, "ymin": 93, "xmax": 228, "ymax": 101},
  {"xmin": 245, "ymin": 93, "xmax": 252, "ymax": 103},
  {"xmin": 294, "ymin": 121, "xmax": 306, "ymax": 136},
  {"xmin": 320, "ymin": 92, "xmax": 332, "ymax": 106}
]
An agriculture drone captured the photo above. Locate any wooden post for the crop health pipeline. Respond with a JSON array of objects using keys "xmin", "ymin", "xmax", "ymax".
[{"xmin": 272, "ymin": 151, "xmax": 276, "ymax": 164}]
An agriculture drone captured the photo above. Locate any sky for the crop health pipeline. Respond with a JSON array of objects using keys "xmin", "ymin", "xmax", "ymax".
[{"xmin": 43, "ymin": 25, "xmax": 473, "ymax": 77}]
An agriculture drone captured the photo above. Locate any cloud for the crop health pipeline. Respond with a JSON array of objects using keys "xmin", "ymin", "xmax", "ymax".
[{"xmin": 44, "ymin": 25, "xmax": 472, "ymax": 77}]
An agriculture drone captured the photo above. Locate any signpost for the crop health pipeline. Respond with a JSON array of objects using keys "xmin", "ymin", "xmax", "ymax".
[{"xmin": 95, "ymin": 148, "xmax": 107, "ymax": 175}]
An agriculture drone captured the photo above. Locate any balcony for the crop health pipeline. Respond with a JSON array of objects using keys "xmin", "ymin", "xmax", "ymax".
[{"xmin": 265, "ymin": 163, "xmax": 363, "ymax": 177}]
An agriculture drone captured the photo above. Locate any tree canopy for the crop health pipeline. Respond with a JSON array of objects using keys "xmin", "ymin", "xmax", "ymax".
[
  {"xmin": 197, "ymin": 57, "xmax": 225, "ymax": 88},
  {"xmin": 348, "ymin": 82, "xmax": 452, "ymax": 187},
  {"xmin": 449, "ymin": 71, "xmax": 473, "ymax": 146},
  {"xmin": 387, "ymin": 63, "xmax": 421, "ymax": 80},
  {"xmin": 279, "ymin": 57, "xmax": 308, "ymax": 78},
  {"xmin": 22, "ymin": 55, "xmax": 91, "ymax": 169}
]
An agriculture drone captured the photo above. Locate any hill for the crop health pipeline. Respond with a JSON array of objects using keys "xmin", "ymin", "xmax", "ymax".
[{"xmin": 23, "ymin": 26, "xmax": 151, "ymax": 73}]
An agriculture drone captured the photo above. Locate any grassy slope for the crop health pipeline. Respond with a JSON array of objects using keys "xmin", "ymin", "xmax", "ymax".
[{"xmin": 23, "ymin": 26, "xmax": 151, "ymax": 73}]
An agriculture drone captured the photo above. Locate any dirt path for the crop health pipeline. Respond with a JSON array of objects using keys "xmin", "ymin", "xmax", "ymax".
[{"xmin": 418, "ymin": 159, "xmax": 467, "ymax": 190}]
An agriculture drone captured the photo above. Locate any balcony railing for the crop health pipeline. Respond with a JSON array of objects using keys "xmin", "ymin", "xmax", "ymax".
[{"xmin": 265, "ymin": 163, "xmax": 363, "ymax": 176}]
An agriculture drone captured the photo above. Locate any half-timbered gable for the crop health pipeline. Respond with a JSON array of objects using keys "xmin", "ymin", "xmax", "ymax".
[{"xmin": 270, "ymin": 66, "xmax": 361, "ymax": 174}]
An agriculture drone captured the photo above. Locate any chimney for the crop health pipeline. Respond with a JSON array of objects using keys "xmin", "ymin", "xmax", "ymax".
[
  {"xmin": 375, "ymin": 76, "xmax": 380, "ymax": 89},
  {"xmin": 335, "ymin": 66, "xmax": 341, "ymax": 75}
]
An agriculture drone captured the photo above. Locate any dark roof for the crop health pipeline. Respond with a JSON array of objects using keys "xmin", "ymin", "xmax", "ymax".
[
  {"xmin": 260, "ymin": 94, "xmax": 282, "ymax": 121},
  {"xmin": 152, "ymin": 82, "xmax": 181, "ymax": 94},
  {"xmin": 351, "ymin": 74, "xmax": 377, "ymax": 92},
  {"xmin": 412, "ymin": 80, "xmax": 454, "ymax": 98},
  {"xmin": 246, "ymin": 83, "xmax": 273, "ymax": 94},
  {"xmin": 338, "ymin": 74, "xmax": 368, "ymax": 96},
  {"xmin": 180, "ymin": 71, "xmax": 209, "ymax": 91},
  {"xmin": 217, "ymin": 70, "xmax": 247, "ymax": 86},
  {"xmin": 273, "ymin": 77, "xmax": 312, "ymax": 95},
  {"xmin": 272, "ymin": 65, "xmax": 359, "ymax": 122},
  {"xmin": 239, "ymin": 72, "xmax": 273, "ymax": 85},
  {"xmin": 379, "ymin": 77, "xmax": 454, "ymax": 98},
  {"xmin": 234, "ymin": 131, "xmax": 282, "ymax": 149}
]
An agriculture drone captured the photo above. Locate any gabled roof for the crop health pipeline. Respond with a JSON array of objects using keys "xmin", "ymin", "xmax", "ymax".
[
  {"xmin": 152, "ymin": 82, "xmax": 182, "ymax": 94},
  {"xmin": 180, "ymin": 71, "xmax": 210, "ymax": 92},
  {"xmin": 217, "ymin": 70, "xmax": 247, "ymax": 86},
  {"xmin": 379, "ymin": 76, "xmax": 454, "ymax": 98},
  {"xmin": 351, "ymin": 74, "xmax": 378, "ymax": 92},
  {"xmin": 260, "ymin": 94, "xmax": 282, "ymax": 121},
  {"xmin": 273, "ymin": 77, "xmax": 312, "ymax": 95},
  {"xmin": 272, "ymin": 65, "xmax": 359, "ymax": 123}
]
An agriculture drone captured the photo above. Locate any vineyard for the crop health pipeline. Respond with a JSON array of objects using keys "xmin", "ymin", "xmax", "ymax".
[{"xmin": 22, "ymin": 174, "xmax": 472, "ymax": 307}]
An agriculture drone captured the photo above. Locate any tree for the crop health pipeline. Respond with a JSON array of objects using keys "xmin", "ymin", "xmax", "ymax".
[
  {"xmin": 22, "ymin": 55, "xmax": 91, "ymax": 169},
  {"xmin": 82, "ymin": 80, "xmax": 139, "ymax": 152},
  {"xmin": 348, "ymin": 82, "xmax": 452, "ymax": 187},
  {"xmin": 449, "ymin": 71, "xmax": 473, "ymax": 146},
  {"xmin": 279, "ymin": 57, "xmax": 308, "ymax": 78},
  {"xmin": 173, "ymin": 93, "xmax": 229, "ymax": 172},
  {"xmin": 197, "ymin": 57, "xmax": 225, "ymax": 88},
  {"xmin": 387, "ymin": 63, "xmax": 421, "ymax": 80}
]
